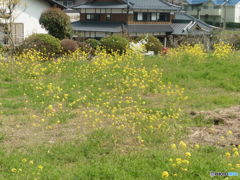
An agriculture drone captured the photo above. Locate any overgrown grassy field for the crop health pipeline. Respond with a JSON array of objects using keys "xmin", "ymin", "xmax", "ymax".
[{"xmin": 1, "ymin": 45, "xmax": 240, "ymax": 179}]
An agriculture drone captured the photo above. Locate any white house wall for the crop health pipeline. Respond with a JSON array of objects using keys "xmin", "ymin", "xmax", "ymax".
[
  {"xmin": 14, "ymin": 0, "xmax": 50, "ymax": 39},
  {"xmin": 225, "ymin": 6, "xmax": 235, "ymax": 22},
  {"xmin": 234, "ymin": 3, "xmax": 240, "ymax": 23}
]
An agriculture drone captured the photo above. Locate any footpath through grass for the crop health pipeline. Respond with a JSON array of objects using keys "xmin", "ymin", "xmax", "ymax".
[{"xmin": 0, "ymin": 47, "xmax": 240, "ymax": 179}]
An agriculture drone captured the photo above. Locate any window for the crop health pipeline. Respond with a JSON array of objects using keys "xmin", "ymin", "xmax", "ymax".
[
  {"xmin": 134, "ymin": 12, "xmax": 151, "ymax": 21},
  {"xmin": 134, "ymin": 12, "xmax": 170, "ymax": 22},
  {"xmin": 137, "ymin": 12, "xmax": 143, "ymax": 21},
  {"xmin": 86, "ymin": 14, "xmax": 100, "ymax": 21},
  {"xmin": 63, "ymin": 1, "xmax": 73, "ymax": 7},
  {"xmin": 143, "ymin": 13, "xmax": 151, "ymax": 21},
  {"xmin": 106, "ymin": 14, "xmax": 111, "ymax": 21},
  {"xmin": 151, "ymin": 13, "xmax": 157, "ymax": 21},
  {"xmin": 213, "ymin": 5, "xmax": 220, "ymax": 9},
  {"xmin": 159, "ymin": 13, "xmax": 170, "ymax": 22}
]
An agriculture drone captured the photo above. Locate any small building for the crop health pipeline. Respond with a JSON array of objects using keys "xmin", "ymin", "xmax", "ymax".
[{"xmin": 184, "ymin": 0, "xmax": 240, "ymax": 25}]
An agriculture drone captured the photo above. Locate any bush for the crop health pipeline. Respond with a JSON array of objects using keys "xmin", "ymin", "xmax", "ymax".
[
  {"xmin": 100, "ymin": 35, "xmax": 129, "ymax": 53},
  {"xmin": 19, "ymin": 34, "xmax": 61, "ymax": 55},
  {"xmin": 136, "ymin": 35, "xmax": 163, "ymax": 54},
  {"xmin": 85, "ymin": 39, "xmax": 101, "ymax": 49},
  {"xmin": 61, "ymin": 39, "xmax": 78, "ymax": 53},
  {"xmin": 39, "ymin": 8, "xmax": 72, "ymax": 40},
  {"xmin": 78, "ymin": 42, "xmax": 95, "ymax": 55}
]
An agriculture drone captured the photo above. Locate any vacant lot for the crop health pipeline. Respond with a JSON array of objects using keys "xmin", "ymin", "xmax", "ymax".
[{"xmin": 0, "ymin": 48, "xmax": 240, "ymax": 179}]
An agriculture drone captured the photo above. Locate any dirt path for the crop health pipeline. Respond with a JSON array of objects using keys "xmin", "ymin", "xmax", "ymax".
[{"xmin": 188, "ymin": 106, "xmax": 240, "ymax": 147}]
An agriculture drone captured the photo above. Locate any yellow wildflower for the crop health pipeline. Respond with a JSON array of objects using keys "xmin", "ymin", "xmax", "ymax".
[
  {"xmin": 233, "ymin": 151, "xmax": 239, "ymax": 157},
  {"xmin": 225, "ymin": 152, "xmax": 231, "ymax": 158},
  {"xmin": 38, "ymin": 165, "xmax": 43, "ymax": 170},
  {"xmin": 185, "ymin": 152, "xmax": 191, "ymax": 158},
  {"xmin": 22, "ymin": 158, "xmax": 27, "ymax": 163},
  {"xmin": 162, "ymin": 171, "xmax": 169, "ymax": 178},
  {"xmin": 179, "ymin": 141, "xmax": 187, "ymax": 149},
  {"xmin": 195, "ymin": 144, "xmax": 200, "ymax": 149},
  {"xmin": 11, "ymin": 168, "xmax": 17, "ymax": 173}
]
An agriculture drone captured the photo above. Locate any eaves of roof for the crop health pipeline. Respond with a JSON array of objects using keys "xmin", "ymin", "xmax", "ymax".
[
  {"xmin": 72, "ymin": 0, "xmax": 180, "ymax": 11},
  {"xmin": 71, "ymin": 21, "xmax": 124, "ymax": 32},
  {"xmin": 128, "ymin": 24, "xmax": 173, "ymax": 33},
  {"xmin": 186, "ymin": 0, "xmax": 240, "ymax": 6},
  {"xmin": 45, "ymin": 0, "xmax": 67, "ymax": 9}
]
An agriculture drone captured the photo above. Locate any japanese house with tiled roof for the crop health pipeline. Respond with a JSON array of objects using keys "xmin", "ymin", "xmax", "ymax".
[{"xmin": 70, "ymin": 0, "xmax": 215, "ymax": 42}]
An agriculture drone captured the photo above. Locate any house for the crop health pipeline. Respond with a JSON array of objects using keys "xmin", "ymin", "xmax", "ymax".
[
  {"xmin": 70, "ymin": 0, "xmax": 215, "ymax": 46},
  {"xmin": 0, "ymin": 0, "xmax": 66, "ymax": 45},
  {"xmin": 71, "ymin": 0, "xmax": 180, "ymax": 43},
  {"xmin": 184, "ymin": 0, "xmax": 240, "ymax": 25}
]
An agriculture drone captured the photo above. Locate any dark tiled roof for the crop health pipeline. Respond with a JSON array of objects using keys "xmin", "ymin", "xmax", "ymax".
[
  {"xmin": 73, "ymin": 0, "xmax": 180, "ymax": 10},
  {"xmin": 171, "ymin": 12, "xmax": 216, "ymax": 35},
  {"xmin": 72, "ymin": 21, "xmax": 124, "ymax": 32},
  {"xmin": 73, "ymin": 2, "xmax": 128, "ymax": 9},
  {"xmin": 129, "ymin": 0, "xmax": 180, "ymax": 10},
  {"xmin": 171, "ymin": 23, "xmax": 191, "ymax": 35},
  {"xmin": 128, "ymin": 24, "xmax": 173, "ymax": 33}
]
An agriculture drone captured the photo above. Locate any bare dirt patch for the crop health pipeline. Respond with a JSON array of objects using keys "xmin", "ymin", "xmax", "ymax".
[
  {"xmin": 0, "ymin": 111, "xmax": 93, "ymax": 151},
  {"xmin": 188, "ymin": 106, "xmax": 240, "ymax": 147}
]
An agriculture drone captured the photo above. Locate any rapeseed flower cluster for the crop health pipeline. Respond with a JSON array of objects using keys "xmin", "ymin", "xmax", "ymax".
[
  {"xmin": 0, "ymin": 47, "xmax": 184, "ymax": 144},
  {"xmin": 162, "ymin": 141, "xmax": 195, "ymax": 179},
  {"xmin": 168, "ymin": 44, "xmax": 206, "ymax": 61},
  {"xmin": 10, "ymin": 158, "xmax": 44, "ymax": 179},
  {"xmin": 213, "ymin": 42, "xmax": 233, "ymax": 59}
]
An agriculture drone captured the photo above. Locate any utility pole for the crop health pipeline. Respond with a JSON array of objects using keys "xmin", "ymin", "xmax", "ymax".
[{"xmin": 223, "ymin": 0, "xmax": 230, "ymax": 30}]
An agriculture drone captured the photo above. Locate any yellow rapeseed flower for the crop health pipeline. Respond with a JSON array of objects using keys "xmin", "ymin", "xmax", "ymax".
[
  {"xmin": 179, "ymin": 141, "xmax": 187, "ymax": 149},
  {"xmin": 185, "ymin": 152, "xmax": 191, "ymax": 158},
  {"xmin": 11, "ymin": 168, "xmax": 17, "ymax": 173},
  {"xmin": 162, "ymin": 171, "xmax": 169, "ymax": 178},
  {"xmin": 195, "ymin": 144, "xmax": 200, "ymax": 149},
  {"xmin": 225, "ymin": 152, "xmax": 231, "ymax": 158},
  {"xmin": 233, "ymin": 151, "xmax": 239, "ymax": 157},
  {"xmin": 38, "ymin": 165, "xmax": 43, "ymax": 170}
]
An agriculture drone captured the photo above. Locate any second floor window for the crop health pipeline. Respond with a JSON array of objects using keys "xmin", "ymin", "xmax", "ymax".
[
  {"xmin": 86, "ymin": 14, "xmax": 100, "ymax": 21},
  {"xmin": 158, "ymin": 13, "xmax": 170, "ymax": 22},
  {"xmin": 134, "ymin": 12, "xmax": 170, "ymax": 22}
]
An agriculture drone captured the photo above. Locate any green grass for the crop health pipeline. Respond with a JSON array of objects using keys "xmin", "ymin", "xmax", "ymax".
[
  {"xmin": 144, "ymin": 55, "xmax": 240, "ymax": 110},
  {"xmin": 1, "ymin": 51, "xmax": 240, "ymax": 179}
]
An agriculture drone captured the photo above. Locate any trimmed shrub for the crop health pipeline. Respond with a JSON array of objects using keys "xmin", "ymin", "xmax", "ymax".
[
  {"xmin": 78, "ymin": 42, "xmax": 95, "ymax": 55},
  {"xmin": 85, "ymin": 39, "xmax": 101, "ymax": 49},
  {"xmin": 100, "ymin": 35, "xmax": 129, "ymax": 53},
  {"xmin": 39, "ymin": 8, "xmax": 72, "ymax": 40},
  {"xmin": 61, "ymin": 39, "xmax": 78, "ymax": 53},
  {"xmin": 136, "ymin": 35, "xmax": 163, "ymax": 54},
  {"xmin": 19, "ymin": 34, "xmax": 61, "ymax": 55}
]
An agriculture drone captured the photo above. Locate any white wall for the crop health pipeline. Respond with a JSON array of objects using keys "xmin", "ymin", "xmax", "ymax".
[
  {"xmin": 234, "ymin": 3, "xmax": 240, "ymax": 23},
  {"xmin": 14, "ymin": 0, "xmax": 51, "ymax": 39}
]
